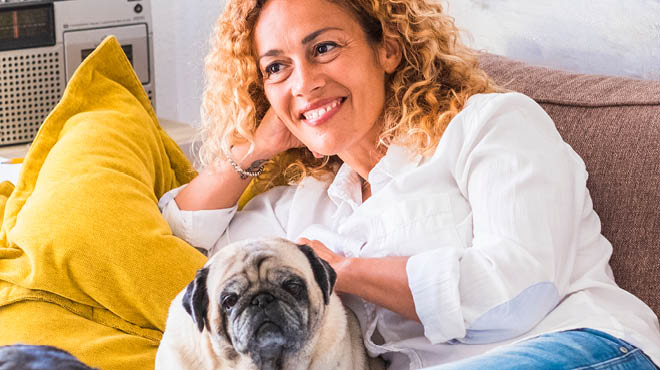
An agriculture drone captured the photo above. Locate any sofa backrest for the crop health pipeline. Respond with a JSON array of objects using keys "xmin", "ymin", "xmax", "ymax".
[{"xmin": 478, "ymin": 54, "xmax": 660, "ymax": 317}]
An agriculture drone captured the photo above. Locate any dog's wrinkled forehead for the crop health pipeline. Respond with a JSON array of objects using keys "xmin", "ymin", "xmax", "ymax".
[{"xmin": 207, "ymin": 238, "xmax": 306, "ymax": 282}]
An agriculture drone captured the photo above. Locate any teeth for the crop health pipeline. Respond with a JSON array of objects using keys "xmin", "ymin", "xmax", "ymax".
[{"xmin": 303, "ymin": 99, "xmax": 341, "ymax": 120}]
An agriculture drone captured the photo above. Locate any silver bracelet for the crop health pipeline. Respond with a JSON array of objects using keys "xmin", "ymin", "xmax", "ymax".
[{"xmin": 223, "ymin": 149, "xmax": 267, "ymax": 180}]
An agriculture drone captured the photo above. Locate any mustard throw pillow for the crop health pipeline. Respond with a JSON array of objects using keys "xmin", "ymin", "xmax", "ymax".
[{"xmin": 0, "ymin": 36, "xmax": 206, "ymax": 369}]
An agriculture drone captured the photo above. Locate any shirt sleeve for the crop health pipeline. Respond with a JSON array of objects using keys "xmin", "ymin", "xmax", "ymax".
[
  {"xmin": 407, "ymin": 93, "xmax": 589, "ymax": 344},
  {"xmin": 158, "ymin": 185, "xmax": 238, "ymax": 252},
  {"xmin": 158, "ymin": 183, "xmax": 298, "ymax": 253}
]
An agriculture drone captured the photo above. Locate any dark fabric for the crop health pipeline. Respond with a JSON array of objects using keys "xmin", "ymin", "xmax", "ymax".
[{"xmin": 478, "ymin": 53, "xmax": 660, "ymax": 316}]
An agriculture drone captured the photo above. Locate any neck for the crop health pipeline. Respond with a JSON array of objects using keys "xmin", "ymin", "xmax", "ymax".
[{"xmin": 337, "ymin": 126, "xmax": 385, "ymax": 182}]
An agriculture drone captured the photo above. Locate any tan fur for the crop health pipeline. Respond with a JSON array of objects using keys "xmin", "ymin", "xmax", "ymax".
[{"xmin": 156, "ymin": 238, "xmax": 383, "ymax": 370}]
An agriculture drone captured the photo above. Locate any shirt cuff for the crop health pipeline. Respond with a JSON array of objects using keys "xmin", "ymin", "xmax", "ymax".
[
  {"xmin": 407, "ymin": 248, "xmax": 466, "ymax": 344},
  {"xmin": 159, "ymin": 186, "xmax": 238, "ymax": 251}
]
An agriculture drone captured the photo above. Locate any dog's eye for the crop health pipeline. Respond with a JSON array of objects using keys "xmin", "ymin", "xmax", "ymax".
[
  {"xmin": 221, "ymin": 293, "xmax": 239, "ymax": 311},
  {"xmin": 283, "ymin": 280, "xmax": 305, "ymax": 298}
]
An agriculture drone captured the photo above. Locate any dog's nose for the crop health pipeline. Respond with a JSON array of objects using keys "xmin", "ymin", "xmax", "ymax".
[{"xmin": 251, "ymin": 292, "xmax": 275, "ymax": 308}]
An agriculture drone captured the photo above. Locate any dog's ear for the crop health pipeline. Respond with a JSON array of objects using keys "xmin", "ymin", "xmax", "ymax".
[
  {"xmin": 296, "ymin": 244, "xmax": 337, "ymax": 305},
  {"xmin": 182, "ymin": 267, "xmax": 210, "ymax": 332}
]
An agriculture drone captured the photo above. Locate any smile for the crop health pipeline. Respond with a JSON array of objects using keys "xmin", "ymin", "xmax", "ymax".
[{"xmin": 299, "ymin": 97, "xmax": 346, "ymax": 126}]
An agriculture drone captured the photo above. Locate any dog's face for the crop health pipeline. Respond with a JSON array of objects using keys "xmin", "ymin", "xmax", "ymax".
[{"xmin": 182, "ymin": 238, "xmax": 337, "ymax": 370}]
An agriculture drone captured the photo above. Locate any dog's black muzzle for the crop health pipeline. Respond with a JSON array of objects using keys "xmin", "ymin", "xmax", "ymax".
[{"xmin": 241, "ymin": 292, "xmax": 304, "ymax": 370}]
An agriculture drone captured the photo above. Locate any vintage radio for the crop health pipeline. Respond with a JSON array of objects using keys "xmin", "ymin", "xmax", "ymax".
[{"xmin": 0, "ymin": 0, "xmax": 154, "ymax": 146}]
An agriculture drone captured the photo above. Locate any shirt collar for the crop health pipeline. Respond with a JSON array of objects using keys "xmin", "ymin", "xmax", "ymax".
[
  {"xmin": 326, "ymin": 144, "xmax": 423, "ymax": 208},
  {"xmin": 327, "ymin": 162, "xmax": 363, "ymax": 209}
]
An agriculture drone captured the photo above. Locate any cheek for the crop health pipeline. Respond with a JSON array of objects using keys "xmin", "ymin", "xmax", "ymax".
[
  {"xmin": 264, "ymin": 86, "xmax": 290, "ymax": 118},
  {"xmin": 264, "ymin": 87, "xmax": 309, "ymax": 138},
  {"xmin": 344, "ymin": 62, "xmax": 386, "ymax": 111},
  {"xmin": 208, "ymin": 298, "xmax": 233, "ymax": 339}
]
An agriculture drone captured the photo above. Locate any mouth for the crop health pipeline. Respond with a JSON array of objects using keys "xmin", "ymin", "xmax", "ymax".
[
  {"xmin": 256, "ymin": 321, "xmax": 282, "ymax": 337},
  {"xmin": 252, "ymin": 321, "xmax": 286, "ymax": 358},
  {"xmin": 236, "ymin": 299, "xmax": 306, "ymax": 369},
  {"xmin": 298, "ymin": 97, "xmax": 346, "ymax": 126}
]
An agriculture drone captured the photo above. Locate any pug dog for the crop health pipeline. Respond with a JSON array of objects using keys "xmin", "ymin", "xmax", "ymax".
[{"xmin": 156, "ymin": 238, "xmax": 383, "ymax": 370}]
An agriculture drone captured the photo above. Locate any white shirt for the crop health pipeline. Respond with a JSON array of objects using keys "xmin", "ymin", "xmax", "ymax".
[{"xmin": 159, "ymin": 92, "xmax": 660, "ymax": 369}]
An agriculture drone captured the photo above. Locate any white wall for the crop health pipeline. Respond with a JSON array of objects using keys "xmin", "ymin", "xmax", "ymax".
[
  {"xmin": 151, "ymin": 0, "xmax": 225, "ymax": 125},
  {"xmin": 151, "ymin": 1, "xmax": 660, "ymax": 124},
  {"xmin": 445, "ymin": 0, "xmax": 660, "ymax": 80}
]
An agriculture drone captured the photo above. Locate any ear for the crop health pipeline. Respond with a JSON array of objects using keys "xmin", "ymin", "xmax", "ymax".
[
  {"xmin": 378, "ymin": 35, "xmax": 402, "ymax": 74},
  {"xmin": 296, "ymin": 244, "xmax": 337, "ymax": 305},
  {"xmin": 182, "ymin": 267, "xmax": 210, "ymax": 332}
]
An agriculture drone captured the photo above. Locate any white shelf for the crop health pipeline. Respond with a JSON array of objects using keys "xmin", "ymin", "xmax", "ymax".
[
  {"xmin": 159, "ymin": 117, "xmax": 197, "ymax": 148},
  {"xmin": 0, "ymin": 143, "xmax": 30, "ymax": 162},
  {"xmin": 0, "ymin": 117, "xmax": 197, "ymax": 161}
]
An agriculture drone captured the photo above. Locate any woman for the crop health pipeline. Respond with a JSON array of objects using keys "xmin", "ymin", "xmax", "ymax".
[{"xmin": 159, "ymin": 0, "xmax": 660, "ymax": 368}]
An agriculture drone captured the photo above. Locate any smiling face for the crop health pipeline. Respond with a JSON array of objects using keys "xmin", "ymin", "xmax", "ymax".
[{"xmin": 253, "ymin": 0, "xmax": 400, "ymax": 162}]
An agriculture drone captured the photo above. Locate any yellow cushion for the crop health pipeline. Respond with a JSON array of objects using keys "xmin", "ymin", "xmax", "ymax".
[
  {"xmin": 0, "ymin": 299, "xmax": 159, "ymax": 369},
  {"xmin": 0, "ymin": 36, "xmax": 206, "ymax": 369}
]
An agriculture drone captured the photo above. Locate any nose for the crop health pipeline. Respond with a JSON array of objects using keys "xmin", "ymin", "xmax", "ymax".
[
  {"xmin": 251, "ymin": 292, "xmax": 275, "ymax": 308},
  {"xmin": 291, "ymin": 61, "xmax": 324, "ymax": 97}
]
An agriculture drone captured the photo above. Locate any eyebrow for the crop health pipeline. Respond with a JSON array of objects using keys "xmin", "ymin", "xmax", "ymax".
[{"xmin": 258, "ymin": 27, "xmax": 342, "ymax": 60}]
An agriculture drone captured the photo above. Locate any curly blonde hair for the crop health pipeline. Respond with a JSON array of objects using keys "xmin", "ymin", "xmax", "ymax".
[{"xmin": 199, "ymin": 0, "xmax": 499, "ymax": 191}]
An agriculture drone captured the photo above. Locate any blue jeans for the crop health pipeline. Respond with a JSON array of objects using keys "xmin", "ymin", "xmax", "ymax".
[{"xmin": 425, "ymin": 329, "xmax": 659, "ymax": 370}]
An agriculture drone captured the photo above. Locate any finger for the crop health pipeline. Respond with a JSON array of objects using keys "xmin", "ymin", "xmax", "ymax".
[{"xmin": 297, "ymin": 238, "xmax": 326, "ymax": 252}]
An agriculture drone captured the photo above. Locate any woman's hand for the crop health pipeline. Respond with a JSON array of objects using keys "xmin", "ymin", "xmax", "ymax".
[
  {"xmin": 255, "ymin": 108, "xmax": 325, "ymax": 159},
  {"xmin": 174, "ymin": 108, "xmax": 308, "ymax": 211},
  {"xmin": 297, "ymin": 238, "xmax": 350, "ymax": 292},
  {"xmin": 254, "ymin": 108, "xmax": 304, "ymax": 159},
  {"xmin": 297, "ymin": 237, "xmax": 420, "ymax": 322}
]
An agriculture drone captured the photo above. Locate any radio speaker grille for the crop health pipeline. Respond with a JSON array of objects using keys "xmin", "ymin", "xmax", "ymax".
[{"xmin": 0, "ymin": 51, "xmax": 65, "ymax": 146}]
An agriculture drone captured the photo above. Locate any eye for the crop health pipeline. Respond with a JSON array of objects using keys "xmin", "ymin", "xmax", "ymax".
[
  {"xmin": 314, "ymin": 42, "xmax": 337, "ymax": 56},
  {"xmin": 221, "ymin": 293, "xmax": 239, "ymax": 311},
  {"xmin": 264, "ymin": 62, "xmax": 283, "ymax": 76},
  {"xmin": 283, "ymin": 279, "xmax": 306, "ymax": 299}
]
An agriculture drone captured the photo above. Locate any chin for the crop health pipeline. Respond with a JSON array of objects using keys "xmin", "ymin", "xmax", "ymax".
[{"xmin": 307, "ymin": 142, "xmax": 341, "ymax": 158}]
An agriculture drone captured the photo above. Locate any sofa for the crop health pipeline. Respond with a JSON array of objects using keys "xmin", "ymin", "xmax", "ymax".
[
  {"xmin": 479, "ymin": 53, "xmax": 660, "ymax": 317},
  {"xmin": 0, "ymin": 36, "xmax": 658, "ymax": 370}
]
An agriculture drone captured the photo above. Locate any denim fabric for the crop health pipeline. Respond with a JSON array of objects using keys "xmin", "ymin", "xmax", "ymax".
[{"xmin": 424, "ymin": 329, "xmax": 659, "ymax": 370}]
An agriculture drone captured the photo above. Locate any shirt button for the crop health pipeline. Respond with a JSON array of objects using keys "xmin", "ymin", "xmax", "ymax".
[{"xmin": 619, "ymin": 346, "xmax": 629, "ymax": 354}]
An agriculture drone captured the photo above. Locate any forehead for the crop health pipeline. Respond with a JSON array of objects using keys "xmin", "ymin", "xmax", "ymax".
[
  {"xmin": 253, "ymin": 0, "xmax": 360, "ymax": 53},
  {"xmin": 208, "ymin": 240, "xmax": 308, "ymax": 282}
]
